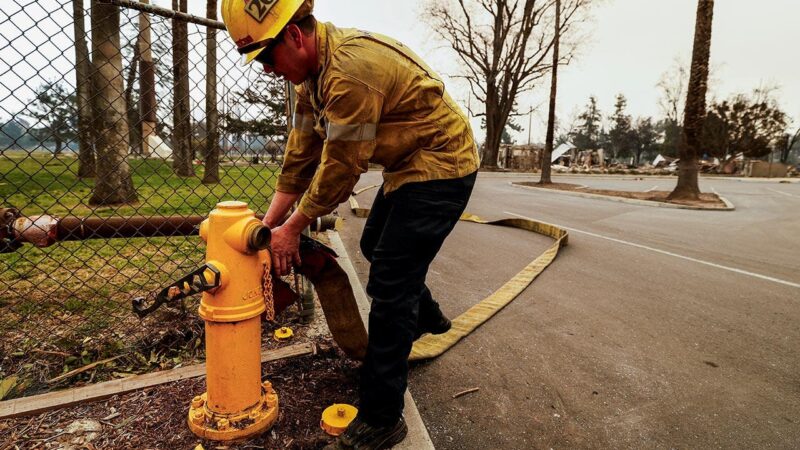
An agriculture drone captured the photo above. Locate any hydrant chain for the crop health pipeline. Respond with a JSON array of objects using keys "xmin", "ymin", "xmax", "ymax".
[{"xmin": 262, "ymin": 260, "xmax": 275, "ymax": 322}]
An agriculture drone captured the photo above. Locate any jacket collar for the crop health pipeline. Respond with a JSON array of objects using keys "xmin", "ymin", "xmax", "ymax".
[
  {"xmin": 303, "ymin": 20, "xmax": 329, "ymax": 111},
  {"xmin": 314, "ymin": 20, "xmax": 329, "ymax": 75}
]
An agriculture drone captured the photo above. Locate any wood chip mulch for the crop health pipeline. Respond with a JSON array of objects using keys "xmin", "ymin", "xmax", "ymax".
[{"xmin": 0, "ymin": 340, "xmax": 359, "ymax": 450}]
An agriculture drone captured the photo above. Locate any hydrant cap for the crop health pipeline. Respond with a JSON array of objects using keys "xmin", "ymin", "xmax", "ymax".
[{"xmin": 321, "ymin": 403, "xmax": 358, "ymax": 436}]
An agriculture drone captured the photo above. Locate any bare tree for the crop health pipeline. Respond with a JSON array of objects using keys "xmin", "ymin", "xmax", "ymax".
[
  {"xmin": 668, "ymin": 0, "xmax": 714, "ymax": 201},
  {"xmin": 72, "ymin": 0, "xmax": 95, "ymax": 177},
  {"xmin": 89, "ymin": 0, "xmax": 137, "ymax": 205},
  {"xmin": 427, "ymin": 0, "xmax": 588, "ymax": 169},
  {"xmin": 657, "ymin": 59, "xmax": 688, "ymax": 125},
  {"xmin": 539, "ymin": 0, "xmax": 560, "ymax": 184},
  {"xmin": 656, "ymin": 60, "xmax": 688, "ymax": 157},
  {"xmin": 172, "ymin": 0, "xmax": 193, "ymax": 177},
  {"xmin": 139, "ymin": 0, "xmax": 157, "ymax": 157},
  {"xmin": 202, "ymin": 0, "xmax": 221, "ymax": 184}
]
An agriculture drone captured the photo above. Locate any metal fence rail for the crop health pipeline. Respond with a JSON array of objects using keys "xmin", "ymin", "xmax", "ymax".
[{"xmin": 0, "ymin": 0, "xmax": 287, "ymax": 399}]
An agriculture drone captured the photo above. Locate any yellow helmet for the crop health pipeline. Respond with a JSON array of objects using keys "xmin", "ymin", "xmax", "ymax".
[{"xmin": 221, "ymin": 0, "xmax": 314, "ymax": 64}]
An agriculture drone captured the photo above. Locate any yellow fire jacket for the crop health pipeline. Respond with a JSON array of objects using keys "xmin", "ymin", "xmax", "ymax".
[{"xmin": 276, "ymin": 21, "xmax": 479, "ymax": 219}]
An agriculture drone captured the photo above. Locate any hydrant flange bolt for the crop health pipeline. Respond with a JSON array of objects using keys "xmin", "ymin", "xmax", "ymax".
[
  {"xmin": 191, "ymin": 410, "xmax": 205, "ymax": 424},
  {"xmin": 192, "ymin": 396, "xmax": 204, "ymax": 408}
]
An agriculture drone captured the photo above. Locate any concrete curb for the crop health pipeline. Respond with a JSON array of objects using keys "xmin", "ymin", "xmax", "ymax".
[
  {"xmin": 474, "ymin": 171, "xmax": 799, "ymax": 183},
  {"xmin": 510, "ymin": 182, "xmax": 736, "ymax": 211},
  {"xmin": 326, "ymin": 231, "xmax": 436, "ymax": 450}
]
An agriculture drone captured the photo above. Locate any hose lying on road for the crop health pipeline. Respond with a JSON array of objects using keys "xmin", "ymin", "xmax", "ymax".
[{"xmin": 348, "ymin": 186, "xmax": 569, "ymax": 361}]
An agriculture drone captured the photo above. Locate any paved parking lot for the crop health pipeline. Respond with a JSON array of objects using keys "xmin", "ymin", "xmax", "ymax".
[{"xmin": 337, "ymin": 172, "xmax": 800, "ymax": 449}]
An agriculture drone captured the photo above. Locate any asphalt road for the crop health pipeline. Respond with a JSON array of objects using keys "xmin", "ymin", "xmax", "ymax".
[{"xmin": 335, "ymin": 172, "xmax": 800, "ymax": 450}]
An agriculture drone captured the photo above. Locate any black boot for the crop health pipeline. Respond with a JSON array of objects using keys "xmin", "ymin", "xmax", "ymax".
[
  {"xmin": 324, "ymin": 416, "xmax": 408, "ymax": 450},
  {"xmin": 414, "ymin": 302, "xmax": 451, "ymax": 340}
]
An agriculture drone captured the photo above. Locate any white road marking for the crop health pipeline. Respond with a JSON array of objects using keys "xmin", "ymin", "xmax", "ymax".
[
  {"xmin": 504, "ymin": 211, "xmax": 800, "ymax": 289},
  {"xmin": 644, "ymin": 185, "xmax": 658, "ymax": 192},
  {"xmin": 767, "ymin": 188, "xmax": 798, "ymax": 198}
]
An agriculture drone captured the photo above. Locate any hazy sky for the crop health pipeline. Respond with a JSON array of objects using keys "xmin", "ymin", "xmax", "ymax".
[
  {"xmin": 294, "ymin": 0, "xmax": 798, "ymax": 142},
  {"xmin": 309, "ymin": 0, "xmax": 799, "ymax": 142},
  {"xmin": 3, "ymin": 1, "xmax": 797, "ymax": 144}
]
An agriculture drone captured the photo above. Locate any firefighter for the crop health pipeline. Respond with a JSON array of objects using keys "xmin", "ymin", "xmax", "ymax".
[{"xmin": 221, "ymin": 1, "xmax": 479, "ymax": 448}]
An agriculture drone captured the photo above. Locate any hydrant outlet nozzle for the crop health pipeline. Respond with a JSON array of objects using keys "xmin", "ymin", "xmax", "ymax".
[{"xmin": 247, "ymin": 224, "xmax": 271, "ymax": 251}]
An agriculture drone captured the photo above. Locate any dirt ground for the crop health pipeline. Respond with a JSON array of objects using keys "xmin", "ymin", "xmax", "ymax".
[
  {"xmin": 518, "ymin": 182, "xmax": 728, "ymax": 208},
  {"xmin": 1, "ymin": 258, "xmax": 363, "ymax": 450},
  {"xmin": 0, "ymin": 339, "xmax": 359, "ymax": 450}
]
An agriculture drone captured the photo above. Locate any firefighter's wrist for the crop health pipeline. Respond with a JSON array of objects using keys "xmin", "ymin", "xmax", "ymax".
[
  {"xmin": 262, "ymin": 212, "xmax": 286, "ymax": 229},
  {"xmin": 283, "ymin": 211, "xmax": 314, "ymax": 234}
]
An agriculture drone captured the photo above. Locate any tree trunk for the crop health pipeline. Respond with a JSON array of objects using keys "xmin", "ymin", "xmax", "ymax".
[
  {"xmin": 124, "ymin": 40, "xmax": 142, "ymax": 156},
  {"xmin": 781, "ymin": 129, "xmax": 799, "ymax": 164},
  {"xmin": 73, "ymin": 0, "xmax": 95, "ymax": 178},
  {"xmin": 139, "ymin": 0, "xmax": 157, "ymax": 157},
  {"xmin": 482, "ymin": 87, "xmax": 502, "ymax": 170},
  {"xmin": 668, "ymin": 0, "xmax": 714, "ymax": 201},
  {"xmin": 202, "ymin": 0, "xmax": 220, "ymax": 184},
  {"xmin": 89, "ymin": 0, "xmax": 137, "ymax": 205},
  {"xmin": 540, "ymin": 0, "xmax": 560, "ymax": 185},
  {"xmin": 172, "ymin": 0, "xmax": 193, "ymax": 177},
  {"xmin": 483, "ymin": 117, "xmax": 502, "ymax": 170}
]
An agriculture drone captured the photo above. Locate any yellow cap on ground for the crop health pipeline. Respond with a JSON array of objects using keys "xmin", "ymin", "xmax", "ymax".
[
  {"xmin": 320, "ymin": 404, "xmax": 358, "ymax": 436},
  {"xmin": 274, "ymin": 326, "xmax": 294, "ymax": 340}
]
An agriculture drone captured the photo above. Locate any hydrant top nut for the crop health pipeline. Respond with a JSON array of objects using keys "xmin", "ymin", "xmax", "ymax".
[{"xmin": 217, "ymin": 201, "xmax": 248, "ymax": 210}]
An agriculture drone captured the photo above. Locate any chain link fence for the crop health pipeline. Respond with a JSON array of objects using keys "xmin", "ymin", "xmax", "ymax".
[{"xmin": 0, "ymin": 0, "xmax": 290, "ymax": 399}]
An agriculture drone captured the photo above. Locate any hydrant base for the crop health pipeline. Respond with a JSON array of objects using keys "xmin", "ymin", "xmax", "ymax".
[{"xmin": 188, "ymin": 381, "xmax": 279, "ymax": 441}]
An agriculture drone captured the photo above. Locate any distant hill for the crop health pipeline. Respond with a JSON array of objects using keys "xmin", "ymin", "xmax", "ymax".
[{"xmin": 0, "ymin": 118, "xmax": 41, "ymax": 149}]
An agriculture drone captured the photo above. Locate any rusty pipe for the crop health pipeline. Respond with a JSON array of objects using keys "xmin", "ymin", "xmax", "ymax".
[
  {"xmin": 9, "ymin": 215, "xmax": 205, "ymax": 247},
  {"xmin": 2, "ymin": 209, "xmax": 340, "ymax": 249}
]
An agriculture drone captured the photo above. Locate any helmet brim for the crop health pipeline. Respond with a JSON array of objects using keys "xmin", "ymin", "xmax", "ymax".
[{"xmin": 242, "ymin": 45, "xmax": 267, "ymax": 66}]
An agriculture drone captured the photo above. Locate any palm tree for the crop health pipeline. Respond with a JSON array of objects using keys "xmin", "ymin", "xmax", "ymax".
[{"xmin": 668, "ymin": 0, "xmax": 714, "ymax": 200}]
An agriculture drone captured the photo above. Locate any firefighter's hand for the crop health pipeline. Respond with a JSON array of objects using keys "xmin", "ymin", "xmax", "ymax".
[{"xmin": 270, "ymin": 225, "xmax": 302, "ymax": 276}]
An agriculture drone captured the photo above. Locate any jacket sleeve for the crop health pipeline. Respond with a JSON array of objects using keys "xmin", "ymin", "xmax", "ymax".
[
  {"xmin": 276, "ymin": 85, "xmax": 324, "ymax": 194},
  {"xmin": 297, "ymin": 75, "xmax": 383, "ymax": 219}
]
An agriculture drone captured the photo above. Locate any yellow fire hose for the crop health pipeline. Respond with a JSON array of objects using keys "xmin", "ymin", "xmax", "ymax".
[{"xmin": 347, "ymin": 185, "xmax": 569, "ymax": 361}]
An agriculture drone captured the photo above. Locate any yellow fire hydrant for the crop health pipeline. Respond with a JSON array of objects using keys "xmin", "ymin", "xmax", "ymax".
[{"xmin": 188, "ymin": 201, "xmax": 278, "ymax": 440}]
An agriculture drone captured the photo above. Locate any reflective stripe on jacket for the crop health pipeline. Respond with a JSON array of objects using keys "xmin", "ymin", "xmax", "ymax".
[{"xmin": 276, "ymin": 21, "xmax": 479, "ymax": 219}]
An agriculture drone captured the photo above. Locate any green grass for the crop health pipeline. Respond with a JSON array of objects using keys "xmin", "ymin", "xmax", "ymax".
[
  {"xmin": 0, "ymin": 152, "xmax": 279, "ymax": 216},
  {"xmin": 0, "ymin": 152, "xmax": 281, "ymax": 396}
]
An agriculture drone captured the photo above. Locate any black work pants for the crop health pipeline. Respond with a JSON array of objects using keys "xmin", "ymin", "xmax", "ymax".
[{"xmin": 358, "ymin": 171, "xmax": 477, "ymax": 426}]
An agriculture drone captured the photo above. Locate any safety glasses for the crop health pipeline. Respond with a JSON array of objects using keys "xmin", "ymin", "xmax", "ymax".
[{"xmin": 253, "ymin": 30, "xmax": 285, "ymax": 67}]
